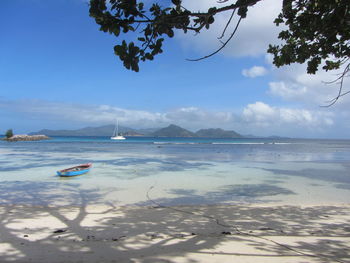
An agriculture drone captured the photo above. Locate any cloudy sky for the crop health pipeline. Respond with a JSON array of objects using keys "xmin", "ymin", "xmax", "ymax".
[{"xmin": 1, "ymin": 0, "xmax": 349, "ymax": 138}]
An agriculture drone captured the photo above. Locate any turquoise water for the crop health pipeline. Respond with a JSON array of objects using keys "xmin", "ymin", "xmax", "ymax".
[{"xmin": 0, "ymin": 137, "xmax": 349, "ymax": 206}]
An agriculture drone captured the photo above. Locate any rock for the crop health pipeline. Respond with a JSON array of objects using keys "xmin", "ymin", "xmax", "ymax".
[
  {"xmin": 3, "ymin": 134, "xmax": 50, "ymax": 142},
  {"xmin": 259, "ymin": 227, "xmax": 274, "ymax": 231},
  {"xmin": 53, "ymin": 229, "xmax": 67, "ymax": 234}
]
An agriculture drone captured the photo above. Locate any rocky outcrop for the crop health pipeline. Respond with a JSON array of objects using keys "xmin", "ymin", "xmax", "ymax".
[{"xmin": 3, "ymin": 134, "xmax": 50, "ymax": 142}]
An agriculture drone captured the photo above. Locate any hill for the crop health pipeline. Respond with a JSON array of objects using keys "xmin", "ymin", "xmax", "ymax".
[
  {"xmin": 195, "ymin": 128, "xmax": 242, "ymax": 138},
  {"xmin": 151, "ymin": 124, "xmax": 195, "ymax": 137}
]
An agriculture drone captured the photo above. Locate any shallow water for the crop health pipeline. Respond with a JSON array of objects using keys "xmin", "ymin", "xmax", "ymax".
[{"xmin": 0, "ymin": 137, "xmax": 349, "ymax": 206}]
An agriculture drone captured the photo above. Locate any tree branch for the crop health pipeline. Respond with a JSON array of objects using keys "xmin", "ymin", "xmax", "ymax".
[
  {"xmin": 321, "ymin": 62, "xmax": 350, "ymax": 107},
  {"xmin": 218, "ymin": 9, "xmax": 236, "ymax": 39},
  {"xmin": 186, "ymin": 17, "xmax": 243, "ymax": 62}
]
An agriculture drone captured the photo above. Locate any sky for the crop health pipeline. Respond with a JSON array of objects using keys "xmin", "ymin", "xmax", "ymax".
[{"xmin": 0, "ymin": 0, "xmax": 349, "ymax": 138}]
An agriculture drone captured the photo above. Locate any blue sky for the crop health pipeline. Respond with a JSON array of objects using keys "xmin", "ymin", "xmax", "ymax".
[{"xmin": 1, "ymin": 0, "xmax": 349, "ymax": 138}]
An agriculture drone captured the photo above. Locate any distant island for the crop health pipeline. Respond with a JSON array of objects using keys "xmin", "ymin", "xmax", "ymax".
[{"xmin": 30, "ymin": 124, "xmax": 244, "ymax": 138}]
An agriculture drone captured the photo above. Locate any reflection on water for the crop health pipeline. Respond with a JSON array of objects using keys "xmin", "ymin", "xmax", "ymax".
[
  {"xmin": 0, "ymin": 137, "xmax": 349, "ymax": 206},
  {"xmin": 262, "ymin": 166, "xmax": 350, "ymax": 186}
]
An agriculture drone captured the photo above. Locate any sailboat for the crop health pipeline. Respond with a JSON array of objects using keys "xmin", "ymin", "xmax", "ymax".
[{"xmin": 111, "ymin": 120, "xmax": 126, "ymax": 140}]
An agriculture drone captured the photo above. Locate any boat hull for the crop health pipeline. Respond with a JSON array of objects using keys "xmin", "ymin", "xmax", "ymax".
[
  {"xmin": 111, "ymin": 136, "xmax": 126, "ymax": 140},
  {"xmin": 57, "ymin": 163, "xmax": 92, "ymax": 177}
]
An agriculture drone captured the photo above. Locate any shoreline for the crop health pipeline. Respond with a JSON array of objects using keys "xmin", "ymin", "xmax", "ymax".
[{"xmin": 1, "ymin": 203, "xmax": 349, "ymax": 263}]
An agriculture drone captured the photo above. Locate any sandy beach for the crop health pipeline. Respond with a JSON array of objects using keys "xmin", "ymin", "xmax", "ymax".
[{"xmin": 0, "ymin": 203, "xmax": 349, "ymax": 263}]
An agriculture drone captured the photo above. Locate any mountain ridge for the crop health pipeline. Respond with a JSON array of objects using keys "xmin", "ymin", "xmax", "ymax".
[{"xmin": 30, "ymin": 124, "xmax": 245, "ymax": 138}]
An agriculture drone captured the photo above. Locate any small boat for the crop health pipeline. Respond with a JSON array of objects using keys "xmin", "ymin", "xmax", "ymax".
[
  {"xmin": 57, "ymin": 163, "xmax": 92, "ymax": 177},
  {"xmin": 111, "ymin": 120, "xmax": 126, "ymax": 140},
  {"xmin": 111, "ymin": 135, "xmax": 126, "ymax": 140}
]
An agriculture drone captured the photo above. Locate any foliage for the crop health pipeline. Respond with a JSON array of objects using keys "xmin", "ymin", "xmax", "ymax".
[
  {"xmin": 268, "ymin": 0, "xmax": 350, "ymax": 105},
  {"xmin": 5, "ymin": 129, "xmax": 13, "ymax": 139},
  {"xmin": 268, "ymin": 0, "xmax": 350, "ymax": 74},
  {"xmin": 89, "ymin": 0, "xmax": 260, "ymax": 72}
]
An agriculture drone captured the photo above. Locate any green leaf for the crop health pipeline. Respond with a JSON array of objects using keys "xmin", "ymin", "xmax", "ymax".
[
  {"xmin": 167, "ymin": 29, "xmax": 174, "ymax": 38},
  {"xmin": 114, "ymin": 45, "xmax": 124, "ymax": 56}
]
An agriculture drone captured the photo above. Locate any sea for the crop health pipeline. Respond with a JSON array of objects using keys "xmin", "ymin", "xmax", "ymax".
[{"xmin": 0, "ymin": 136, "xmax": 349, "ymax": 207}]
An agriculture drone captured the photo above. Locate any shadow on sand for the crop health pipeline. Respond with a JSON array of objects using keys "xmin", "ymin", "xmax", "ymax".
[{"xmin": 0, "ymin": 185, "xmax": 349, "ymax": 263}]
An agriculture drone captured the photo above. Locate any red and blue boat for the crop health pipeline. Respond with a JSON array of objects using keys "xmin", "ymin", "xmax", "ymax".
[{"xmin": 57, "ymin": 163, "xmax": 92, "ymax": 177}]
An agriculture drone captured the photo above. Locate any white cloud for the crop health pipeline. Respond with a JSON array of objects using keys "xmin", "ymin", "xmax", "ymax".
[
  {"xmin": 178, "ymin": 0, "xmax": 282, "ymax": 58},
  {"xmin": 0, "ymin": 99, "xmax": 238, "ymax": 131},
  {"xmin": 242, "ymin": 101, "xmax": 334, "ymax": 131},
  {"xmin": 267, "ymin": 62, "xmax": 350, "ymax": 107},
  {"xmin": 0, "ymin": 98, "xmax": 166, "ymax": 128},
  {"xmin": 242, "ymin": 66, "xmax": 268, "ymax": 78},
  {"xmin": 268, "ymin": 81, "xmax": 307, "ymax": 100},
  {"xmin": 261, "ymin": 50, "xmax": 350, "ymax": 107},
  {"xmin": 1, "ymin": 98, "xmax": 347, "ymax": 138}
]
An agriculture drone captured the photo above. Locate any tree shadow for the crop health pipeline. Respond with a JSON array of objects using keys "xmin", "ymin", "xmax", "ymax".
[
  {"xmin": 137, "ymin": 184, "xmax": 296, "ymax": 206},
  {"xmin": 0, "ymin": 181, "xmax": 104, "ymax": 206},
  {"xmin": 0, "ymin": 183, "xmax": 349, "ymax": 262}
]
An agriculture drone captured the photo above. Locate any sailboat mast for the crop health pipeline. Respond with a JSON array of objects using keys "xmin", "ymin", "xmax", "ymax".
[{"xmin": 112, "ymin": 120, "xmax": 117, "ymax": 137}]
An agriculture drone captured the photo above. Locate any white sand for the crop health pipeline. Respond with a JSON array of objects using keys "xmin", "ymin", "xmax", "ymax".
[{"xmin": 0, "ymin": 204, "xmax": 349, "ymax": 263}]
